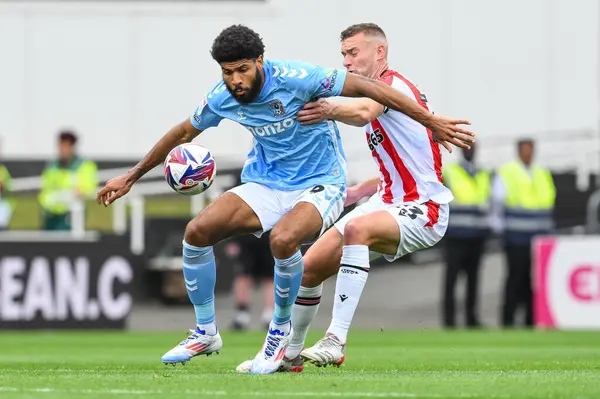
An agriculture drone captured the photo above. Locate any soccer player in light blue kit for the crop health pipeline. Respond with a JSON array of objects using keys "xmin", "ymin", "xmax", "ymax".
[{"xmin": 97, "ymin": 25, "xmax": 474, "ymax": 374}]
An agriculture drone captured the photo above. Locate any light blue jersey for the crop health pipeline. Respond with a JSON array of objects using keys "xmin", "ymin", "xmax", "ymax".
[{"xmin": 190, "ymin": 59, "xmax": 348, "ymax": 191}]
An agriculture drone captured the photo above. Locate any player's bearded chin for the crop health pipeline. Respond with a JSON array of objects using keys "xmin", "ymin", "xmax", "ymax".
[{"xmin": 228, "ymin": 67, "xmax": 263, "ymax": 104}]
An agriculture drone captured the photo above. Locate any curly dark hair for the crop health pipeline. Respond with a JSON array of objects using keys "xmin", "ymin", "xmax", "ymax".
[{"xmin": 210, "ymin": 25, "xmax": 265, "ymax": 63}]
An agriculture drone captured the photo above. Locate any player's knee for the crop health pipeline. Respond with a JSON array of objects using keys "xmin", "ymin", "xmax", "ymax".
[
  {"xmin": 301, "ymin": 268, "xmax": 323, "ymax": 287},
  {"xmin": 301, "ymin": 256, "xmax": 318, "ymax": 286},
  {"xmin": 270, "ymin": 229, "xmax": 299, "ymax": 259},
  {"xmin": 343, "ymin": 219, "xmax": 372, "ymax": 246},
  {"xmin": 184, "ymin": 217, "xmax": 214, "ymax": 247},
  {"xmin": 301, "ymin": 254, "xmax": 332, "ymax": 287}
]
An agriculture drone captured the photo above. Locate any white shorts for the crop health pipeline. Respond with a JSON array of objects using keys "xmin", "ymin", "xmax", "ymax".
[
  {"xmin": 229, "ymin": 182, "xmax": 346, "ymax": 240},
  {"xmin": 334, "ymin": 194, "xmax": 449, "ymax": 262}
]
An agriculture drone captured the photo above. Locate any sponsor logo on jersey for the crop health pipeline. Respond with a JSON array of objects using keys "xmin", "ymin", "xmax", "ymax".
[
  {"xmin": 193, "ymin": 98, "xmax": 208, "ymax": 125},
  {"xmin": 244, "ymin": 117, "xmax": 296, "ymax": 137},
  {"xmin": 320, "ymin": 69, "xmax": 338, "ymax": 92}
]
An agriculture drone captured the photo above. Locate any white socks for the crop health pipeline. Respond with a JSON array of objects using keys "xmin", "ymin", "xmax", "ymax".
[
  {"xmin": 326, "ymin": 245, "xmax": 370, "ymax": 343},
  {"xmin": 286, "ymin": 284, "xmax": 323, "ymax": 359}
]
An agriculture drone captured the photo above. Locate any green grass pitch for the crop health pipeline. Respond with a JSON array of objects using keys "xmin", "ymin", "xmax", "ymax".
[{"xmin": 0, "ymin": 330, "xmax": 599, "ymax": 398}]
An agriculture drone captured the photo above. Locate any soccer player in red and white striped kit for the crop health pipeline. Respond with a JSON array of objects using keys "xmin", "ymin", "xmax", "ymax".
[{"xmin": 237, "ymin": 22, "xmax": 474, "ymax": 373}]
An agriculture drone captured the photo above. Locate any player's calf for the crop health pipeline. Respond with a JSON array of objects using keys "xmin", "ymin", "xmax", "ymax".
[
  {"xmin": 268, "ymin": 202, "xmax": 325, "ymax": 332},
  {"xmin": 249, "ymin": 202, "xmax": 325, "ymax": 374},
  {"xmin": 249, "ymin": 249, "xmax": 305, "ymax": 374},
  {"xmin": 325, "ymin": 212, "xmax": 400, "ymax": 352},
  {"xmin": 286, "ymin": 284, "xmax": 323, "ymax": 359},
  {"xmin": 287, "ymin": 226, "xmax": 345, "ymax": 360}
]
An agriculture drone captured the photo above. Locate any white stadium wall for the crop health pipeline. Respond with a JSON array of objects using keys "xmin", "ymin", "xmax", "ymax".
[{"xmin": 0, "ymin": 0, "xmax": 598, "ymax": 182}]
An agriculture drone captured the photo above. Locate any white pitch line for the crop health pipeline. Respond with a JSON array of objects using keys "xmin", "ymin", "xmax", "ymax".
[{"xmin": 0, "ymin": 387, "xmax": 510, "ymax": 398}]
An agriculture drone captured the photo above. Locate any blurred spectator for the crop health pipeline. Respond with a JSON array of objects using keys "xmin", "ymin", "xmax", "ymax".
[
  {"xmin": 491, "ymin": 139, "xmax": 556, "ymax": 328},
  {"xmin": 226, "ymin": 232, "xmax": 274, "ymax": 331},
  {"xmin": 38, "ymin": 130, "xmax": 98, "ymax": 231},
  {"xmin": 0, "ymin": 138, "xmax": 13, "ymax": 230},
  {"xmin": 441, "ymin": 142, "xmax": 491, "ymax": 328}
]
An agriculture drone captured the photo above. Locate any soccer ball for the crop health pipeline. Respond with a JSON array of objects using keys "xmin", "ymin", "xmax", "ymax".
[{"xmin": 164, "ymin": 143, "xmax": 216, "ymax": 195}]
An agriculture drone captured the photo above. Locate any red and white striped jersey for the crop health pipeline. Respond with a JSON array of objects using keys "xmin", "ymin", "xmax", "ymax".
[{"xmin": 366, "ymin": 69, "xmax": 453, "ymax": 205}]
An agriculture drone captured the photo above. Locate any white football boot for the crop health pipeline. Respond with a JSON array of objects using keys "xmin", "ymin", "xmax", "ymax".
[
  {"xmin": 160, "ymin": 327, "xmax": 222, "ymax": 365},
  {"xmin": 301, "ymin": 333, "xmax": 345, "ymax": 367},
  {"xmin": 249, "ymin": 323, "xmax": 293, "ymax": 374},
  {"xmin": 236, "ymin": 353, "xmax": 304, "ymax": 373}
]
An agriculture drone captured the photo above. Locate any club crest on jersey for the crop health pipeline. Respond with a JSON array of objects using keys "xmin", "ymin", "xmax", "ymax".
[{"xmin": 268, "ymin": 99, "xmax": 286, "ymax": 118}]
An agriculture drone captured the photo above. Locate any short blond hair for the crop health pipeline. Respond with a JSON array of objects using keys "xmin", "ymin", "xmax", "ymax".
[{"xmin": 340, "ymin": 23, "xmax": 386, "ymax": 41}]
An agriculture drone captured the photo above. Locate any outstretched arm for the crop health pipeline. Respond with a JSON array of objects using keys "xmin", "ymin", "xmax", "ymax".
[
  {"xmin": 341, "ymin": 73, "xmax": 475, "ymax": 152},
  {"xmin": 129, "ymin": 119, "xmax": 200, "ymax": 181},
  {"xmin": 97, "ymin": 91, "xmax": 224, "ymax": 207},
  {"xmin": 297, "ymin": 98, "xmax": 383, "ymax": 127},
  {"xmin": 97, "ymin": 119, "xmax": 201, "ymax": 206}
]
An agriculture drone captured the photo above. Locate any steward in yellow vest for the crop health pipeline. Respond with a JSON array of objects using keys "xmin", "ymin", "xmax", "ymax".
[
  {"xmin": 495, "ymin": 160, "xmax": 555, "ymax": 246},
  {"xmin": 441, "ymin": 144, "xmax": 491, "ymax": 328},
  {"xmin": 39, "ymin": 131, "xmax": 98, "ymax": 230},
  {"xmin": 444, "ymin": 162, "xmax": 491, "ymax": 238},
  {"xmin": 492, "ymin": 139, "xmax": 556, "ymax": 328}
]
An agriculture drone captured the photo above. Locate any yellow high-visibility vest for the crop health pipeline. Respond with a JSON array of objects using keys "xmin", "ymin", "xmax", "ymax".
[
  {"xmin": 39, "ymin": 158, "xmax": 98, "ymax": 214},
  {"xmin": 444, "ymin": 163, "xmax": 490, "ymax": 206},
  {"xmin": 498, "ymin": 161, "xmax": 555, "ymax": 238},
  {"xmin": 443, "ymin": 163, "xmax": 491, "ymax": 234},
  {"xmin": 499, "ymin": 161, "xmax": 555, "ymax": 210}
]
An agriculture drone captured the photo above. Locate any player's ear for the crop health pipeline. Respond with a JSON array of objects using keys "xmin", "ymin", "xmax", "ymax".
[
  {"xmin": 376, "ymin": 44, "xmax": 386, "ymax": 60},
  {"xmin": 255, "ymin": 55, "xmax": 264, "ymax": 69}
]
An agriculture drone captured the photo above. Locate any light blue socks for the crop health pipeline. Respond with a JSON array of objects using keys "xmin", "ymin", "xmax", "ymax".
[
  {"xmin": 272, "ymin": 250, "xmax": 304, "ymax": 332},
  {"xmin": 182, "ymin": 241, "xmax": 217, "ymax": 335}
]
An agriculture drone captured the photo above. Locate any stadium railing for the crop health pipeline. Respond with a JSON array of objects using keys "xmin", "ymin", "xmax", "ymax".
[{"xmin": 6, "ymin": 164, "xmax": 238, "ymax": 256}]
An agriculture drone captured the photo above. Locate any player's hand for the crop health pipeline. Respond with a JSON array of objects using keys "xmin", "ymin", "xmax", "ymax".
[
  {"xmin": 344, "ymin": 186, "xmax": 363, "ymax": 207},
  {"xmin": 297, "ymin": 99, "xmax": 332, "ymax": 125},
  {"xmin": 427, "ymin": 115, "xmax": 475, "ymax": 153},
  {"xmin": 96, "ymin": 174, "xmax": 134, "ymax": 207}
]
